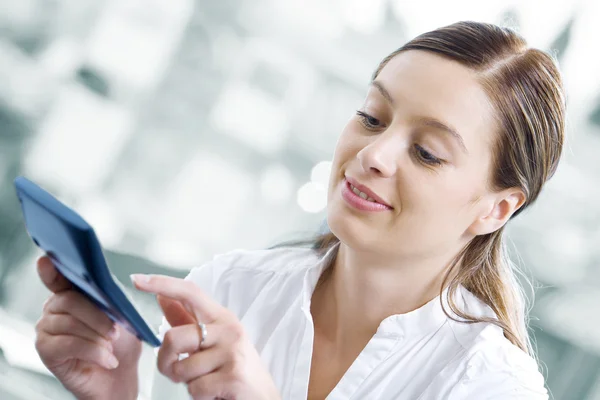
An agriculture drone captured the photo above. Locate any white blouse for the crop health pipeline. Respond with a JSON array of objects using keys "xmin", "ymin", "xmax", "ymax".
[{"xmin": 150, "ymin": 244, "xmax": 548, "ymax": 400}]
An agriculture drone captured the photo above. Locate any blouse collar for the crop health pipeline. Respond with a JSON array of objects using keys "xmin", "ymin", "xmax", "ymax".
[{"xmin": 301, "ymin": 243, "xmax": 496, "ymax": 338}]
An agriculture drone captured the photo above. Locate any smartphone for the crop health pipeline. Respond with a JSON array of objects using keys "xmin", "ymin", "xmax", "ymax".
[{"xmin": 14, "ymin": 176, "xmax": 161, "ymax": 347}]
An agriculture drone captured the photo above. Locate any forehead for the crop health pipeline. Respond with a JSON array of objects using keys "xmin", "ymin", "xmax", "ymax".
[{"xmin": 374, "ymin": 50, "xmax": 497, "ymax": 152}]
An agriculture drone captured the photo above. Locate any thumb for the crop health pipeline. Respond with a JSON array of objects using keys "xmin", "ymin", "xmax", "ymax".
[{"xmin": 157, "ymin": 294, "xmax": 196, "ymax": 327}]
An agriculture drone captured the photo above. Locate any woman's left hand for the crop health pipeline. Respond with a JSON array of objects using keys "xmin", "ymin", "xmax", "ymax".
[{"xmin": 131, "ymin": 274, "xmax": 281, "ymax": 400}]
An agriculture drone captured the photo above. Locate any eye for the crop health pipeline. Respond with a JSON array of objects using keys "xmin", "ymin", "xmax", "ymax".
[
  {"xmin": 356, "ymin": 111, "xmax": 382, "ymax": 130},
  {"xmin": 414, "ymin": 144, "xmax": 443, "ymax": 166}
]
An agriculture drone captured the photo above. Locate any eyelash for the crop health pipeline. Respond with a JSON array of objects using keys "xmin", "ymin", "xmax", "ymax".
[
  {"xmin": 355, "ymin": 110, "xmax": 443, "ymax": 166},
  {"xmin": 356, "ymin": 110, "xmax": 381, "ymax": 129}
]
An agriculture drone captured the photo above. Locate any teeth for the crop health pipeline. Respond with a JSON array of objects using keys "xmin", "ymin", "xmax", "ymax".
[{"xmin": 350, "ymin": 184, "xmax": 377, "ymax": 203}]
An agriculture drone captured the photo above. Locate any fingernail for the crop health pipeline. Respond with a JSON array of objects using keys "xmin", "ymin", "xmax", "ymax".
[
  {"xmin": 108, "ymin": 324, "xmax": 120, "ymax": 340},
  {"xmin": 108, "ymin": 355, "xmax": 119, "ymax": 369},
  {"xmin": 130, "ymin": 274, "xmax": 150, "ymax": 285}
]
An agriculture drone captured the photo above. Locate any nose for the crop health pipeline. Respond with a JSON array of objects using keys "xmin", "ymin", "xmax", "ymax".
[{"xmin": 356, "ymin": 134, "xmax": 400, "ymax": 177}]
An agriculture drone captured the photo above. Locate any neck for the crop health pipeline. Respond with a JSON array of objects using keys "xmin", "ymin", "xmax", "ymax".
[{"xmin": 310, "ymin": 242, "xmax": 459, "ymax": 350}]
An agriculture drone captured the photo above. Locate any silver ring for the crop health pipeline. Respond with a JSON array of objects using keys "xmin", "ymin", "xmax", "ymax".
[{"xmin": 198, "ymin": 322, "xmax": 208, "ymax": 347}]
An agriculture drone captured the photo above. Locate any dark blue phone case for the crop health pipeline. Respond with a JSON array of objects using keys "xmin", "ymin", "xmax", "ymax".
[{"xmin": 14, "ymin": 176, "xmax": 161, "ymax": 347}]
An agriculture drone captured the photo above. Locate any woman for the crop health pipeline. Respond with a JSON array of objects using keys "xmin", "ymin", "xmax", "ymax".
[{"xmin": 34, "ymin": 21, "xmax": 565, "ymax": 399}]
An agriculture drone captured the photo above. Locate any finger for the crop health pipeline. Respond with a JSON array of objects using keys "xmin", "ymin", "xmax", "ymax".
[
  {"xmin": 157, "ymin": 323, "xmax": 219, "ymax": 379},
  {"xmin": 37, "ymin": 334, "xmax": 119, "ymax": 370},
  {"xmin": 161, "ymin": 323, "xmax": 218, "ymax": 354},
  {"xmin": 37, "ymin": 313, "xmax": 115, "ymax": 353},
  {"xmin": 131, "ymin": 274, "xmax": 225, "ymax": 323},
  {"xmin": 157, "ymin": 294, "xmax": 196, "ymax": 327},
  {"xmin": 172, "ymin": 347, "xmax": 224, "ymax": 384},
  {"xmin": 37, "ymin": 256, "xmax": 72, "ymax": 293},
  {"xmin": 43, "ymin": 291, "xmax": 116, "ymax": 340},
  {"xmin": 186, "ymin": 371, "xmax": 231, "ymax": 400}
]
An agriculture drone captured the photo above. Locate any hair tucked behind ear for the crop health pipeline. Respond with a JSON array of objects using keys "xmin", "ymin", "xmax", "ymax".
[{"xmin": 273, "ymin": 21, "xmax": 565, "ymax": 356}]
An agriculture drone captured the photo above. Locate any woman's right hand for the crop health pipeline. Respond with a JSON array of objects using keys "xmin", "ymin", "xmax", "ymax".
[{"xmin": 34, "ymin": 255, "xmax": 143, "ymax": 400}]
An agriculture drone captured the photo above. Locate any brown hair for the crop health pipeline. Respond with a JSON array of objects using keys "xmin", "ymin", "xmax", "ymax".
[{"xmin": 276, "ymin": 21, "xmax": 566, "ymax": 356}]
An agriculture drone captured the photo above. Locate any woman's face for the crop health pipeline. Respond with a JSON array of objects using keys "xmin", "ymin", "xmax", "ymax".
[{"xmin": 327, "ymin": 50, "xmax": 501, "ymax": 260}]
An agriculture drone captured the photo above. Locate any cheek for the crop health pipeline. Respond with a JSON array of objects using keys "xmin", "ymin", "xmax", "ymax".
[
  {"xmin": 403, "ymin": 171, "xmax": 481, "ymax": 222},
  {"xmin": 330, "ymin": 127, "xmax": 361, "ymax": 176},
  {"xmin": 433, "ymin": 177, "xmax": 487, "ymax": 229}
]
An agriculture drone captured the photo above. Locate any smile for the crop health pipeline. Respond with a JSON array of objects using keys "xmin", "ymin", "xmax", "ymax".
[
  {"xmin": 349, "ymin": 183, "xmax": 376, "ymax": 202},
  {"xmin": 341, "ymin": 178, "xmax": 393, "ymax": 212}
]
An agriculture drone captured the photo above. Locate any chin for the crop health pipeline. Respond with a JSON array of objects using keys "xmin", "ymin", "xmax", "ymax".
[
  {"xmin": 326, "ymin": 200, "xmax": 381, "ymax": 253},
  {"xmin": 326, "ymin": 173, "xmax": 380, "ymax": 249}
]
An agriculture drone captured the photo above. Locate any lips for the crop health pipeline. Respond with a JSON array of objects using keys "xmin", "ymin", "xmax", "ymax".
[{"xmin": 344, "ymin": 176, "xmax": 393, "ymax": 208}]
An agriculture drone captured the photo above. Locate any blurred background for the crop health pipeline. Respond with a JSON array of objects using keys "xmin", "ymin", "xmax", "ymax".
[{"xmin": 0, "ymin": 0, "xmax": 598, "ymax": 399}]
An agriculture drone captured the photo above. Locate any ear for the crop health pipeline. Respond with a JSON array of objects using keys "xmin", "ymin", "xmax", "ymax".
[{"xmin": 468, "ymin": 189, "xmax": 526, "ymax": 236}]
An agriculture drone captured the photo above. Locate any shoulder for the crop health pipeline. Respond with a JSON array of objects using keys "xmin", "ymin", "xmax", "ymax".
[
  {"xmin": 185, "ymin": 245, "xmax": 321, "ymax": 312},
  {"xmin": 448, "ymin": 328, "xmax": 548, "ymax": 399},
  {"xmin": 445, "ymin": 289, "xmax": 548, "ymax": 399},
  {"xmin": 212, "ymin": 245, "xmax": 319, "ymax": 273},
  {"xmin": 185, "ymin": 246, "xmax": 319, "ymax": 288}
]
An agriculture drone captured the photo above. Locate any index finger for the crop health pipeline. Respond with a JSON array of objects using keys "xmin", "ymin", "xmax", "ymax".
[
  {"xmin": 131, "ymin": 274, "xmax": 224, "ymax": 324},
  {"xmin": 37, "ymin": 255, "xmax": 72, "ymax": 293}
]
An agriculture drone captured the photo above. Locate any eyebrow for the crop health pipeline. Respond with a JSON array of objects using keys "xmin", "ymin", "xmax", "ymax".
[
  {"xmin": 371, "ymin": 80, "xmax": 469, "ymax": 154},
  {"xmin": 371, "ymin": 80, "xmax": 395, "ymax": 105},
  {"xmin": 414, "ymin": 117, "xmax": 469, "ymax": 154}
]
